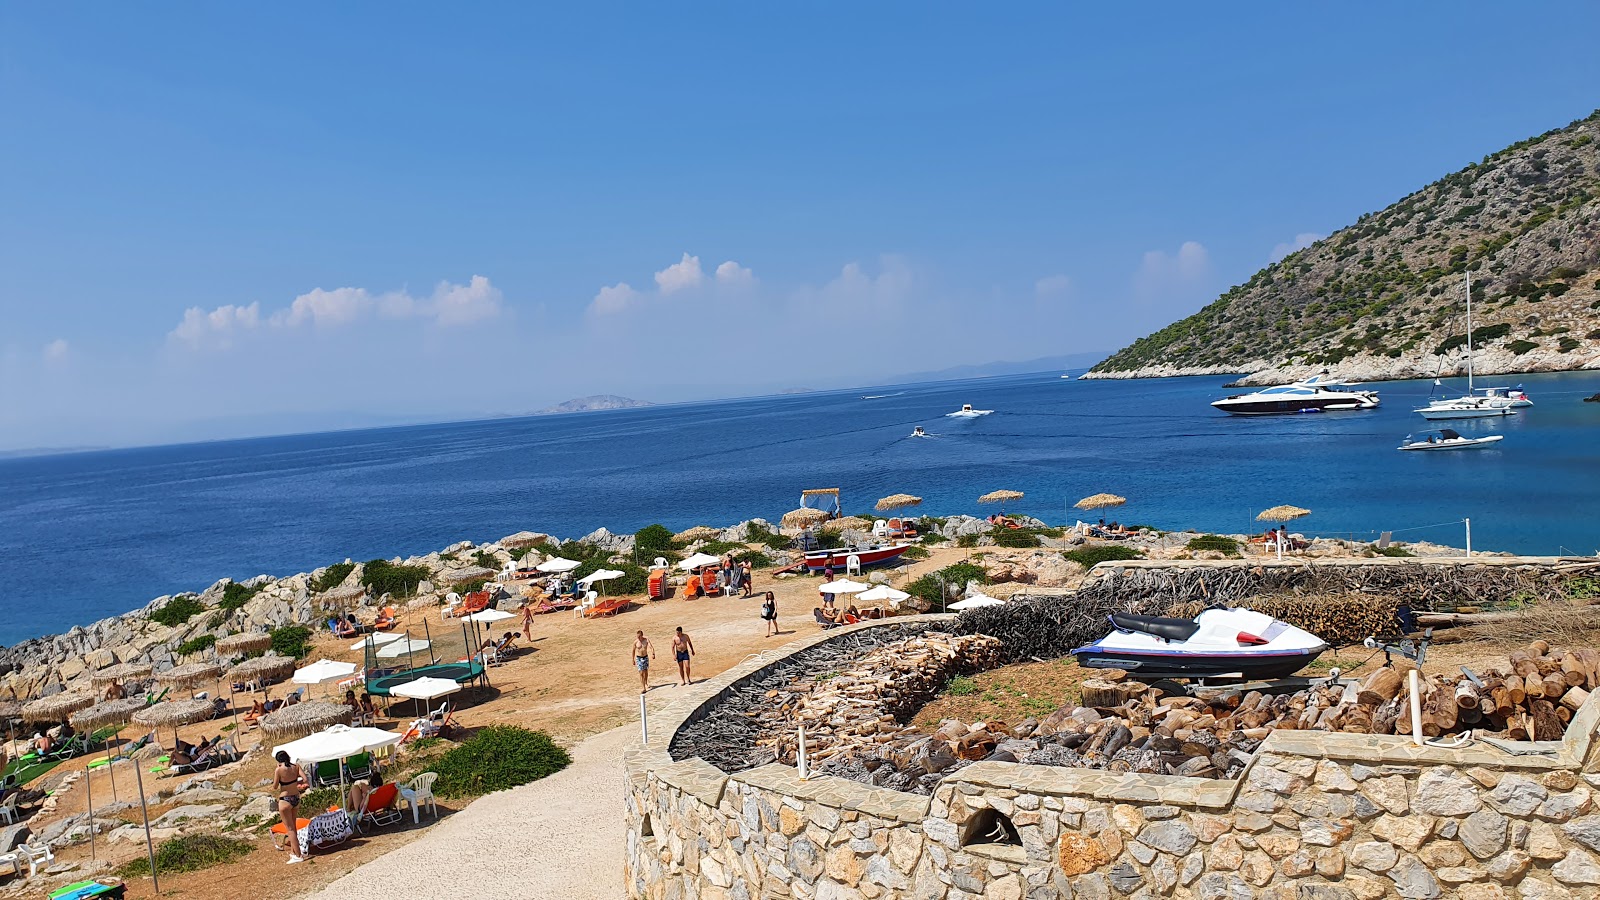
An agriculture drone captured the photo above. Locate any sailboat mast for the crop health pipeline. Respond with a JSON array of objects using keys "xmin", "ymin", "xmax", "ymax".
[{"xmin": 1465, "ymin": 273, "xmax": 1473, "ymax": 392}]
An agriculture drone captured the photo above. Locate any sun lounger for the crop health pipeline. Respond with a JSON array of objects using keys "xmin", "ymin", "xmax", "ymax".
[
  {"xmin": 298, "ymin": 809, "xmax": 353, "ymax": 855},
  {"xmin": 343, "ymin": 751, "xmax": 373, "ymax": 781},
  {"xmin": 584, "ymin": 597, "xmax": 630, "ymax": 618},
  {"xmin": 354, "ymin": 782, "xmax": 403, "ymax": 833},
  {"xmin": 813, "ymin": 608, "xmax": 840, "ymax": 629}
]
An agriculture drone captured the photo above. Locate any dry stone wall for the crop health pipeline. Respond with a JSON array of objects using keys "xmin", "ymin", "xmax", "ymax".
[{"xmin": 626, "ymin": 617, "xmax": 1600, "ymax": 899}]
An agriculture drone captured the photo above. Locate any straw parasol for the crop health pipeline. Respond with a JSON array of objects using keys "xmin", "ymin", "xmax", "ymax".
[
  {"xmin": 875, "ymin": 493, "xmax": 923, "ymax": 512},
  {"xmin": 69, "ymin": 697, "xmax": 148, "ymax": 732},
  {"xmin": 131, "ymin": 697, "xmax": 217, "ymax": 739},
  {"xmin": 260, "ymin": 701, "xmax": 353, "ymax": 742},
  {"xmin": 319, "ymin": 584, "xmax": 368, "ymax": 608},
  {"xmin": 821, "ymin": 516, "xmax": 872, "ymax": 533},
  {"xmin": 226, "ymin": 654, "xmax": 297, "ymax": 686},
  {"xmin": 1257, "ymin": 505, "xmax": 1312, "ymax": 522},
  {"xmin": 90, "ymin": 662, "xmax": 153, "ymax": 686},
  {"xmin": 1075, "ymin": 493, "xmax": 1127, "ymax": 510},
  {"xmin": 781, "ymin": 507, "xmax": 831, "ymax": 529},
  {"xmin": 215, "ymin": 632, "xmax": 274, "ymax": 656},
  {"xmin": 158, "ymin": 662, "xmax": 222, "ymax": 689},
  {"xmin": 978, "ymin": 490, "xmax": 1024, "ymax": 505},
  {"xmin": 673, "ymin": 525, "xmax": 722, "ymax": 543},
  {"xmin": 23, "ymin": 693, "xmax": 94, "ymax": 724},
  {"xmin": 0, "ymin": 700, "xmax": 22, "ymax": 721}
]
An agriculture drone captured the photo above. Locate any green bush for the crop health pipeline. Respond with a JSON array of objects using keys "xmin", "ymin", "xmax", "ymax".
[
  {"xmin": 176, "ymin": 634, "xmax": 217, "ymax": 656},
  {"xmin": 472, "ymin": 550, "xmax": 500, "ymax": 569},
  {"xmin": 150, "ymin": 595, "xmax": 206, "ymax": 628},
  {"xmin": 732, "ymin": 549, "xmax": 774, "ymax": 568},
  {"xmin": 1064, "ymin": 545, "xmax": 1145, "ymax": 568},
  {"xmin": 1508, "ymin": 339, "xmax": 1539, "ymax": 355},
  {"xmin": 507, "ymin": 546, "xmax": 536, "ymax": 562},
  {"xmin": 901, "ymin": 546, "xmax": 931, "ymax": 561},
  {"xmin": 116, "ymin": 834, "xmax": 254, "ymax": 877},
  {"xmin": 1185, "ymin": 534, "xmax": 1241, "ymax": 554},
  {"xmin": 956, "ymin": 534, "xmax": 982, "ymax": 548},
  {"xmin": 1368, "ymin": 544, "xmax": 1416, "ymax": 557},
  {"xmin": 299, "ymin": 786, "xmax": 340, "ymax": 811},
  {"xmin": 905, "ymin": 575, "xmax": 947, "ymax": 609},
  {"xmin": 938, "ymin": 562, "xmax": 989, "ymax": 587},
  {"xmin": 944, "ymin": 675, "xmax": 978, "ymax": 696},
  {"xmin": 361, "ymin": 559, "xmax": 433, "ymax": 598},
  {"xmin": 311, "ymin": 562, "xmax": 356, "ymax": 592},
  {"xmin": 433, "ymin": 726, "xmax": 571, "ymax": 799},
  {"xmin": 270, "ymin": 625, "xmax": 314, "ymax": 660},
  {"xmin": 991, "ymin": 529, "xmax": 1042, "ymax": 548},
  {"xmin": 218, "ymin": 582, "xmax": 261, "ymax": 613},
  {"xmin": 634, "ymin": 524, "xmax": 680, "ymax": 557},
  {"xmin": 696, "ymin": 540, "xmax": 746, "ymax": 556},
  {"xmin": 744, "ymin": 522, "xmax": 793, "ymax": 551},
  {"xmin": 919, "ymin": 532, "xmax": 949, "ymax": 545},
  {"xmin": 1559, "ymin": 337, "xmax": 1581, "ymax": 353},
  {"xmin": 812, "ymin": 531, "xmax": 846, "ymax": 551}
]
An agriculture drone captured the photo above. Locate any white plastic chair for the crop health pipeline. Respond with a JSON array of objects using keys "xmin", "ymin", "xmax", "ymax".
[
  {"xmin": 872, "ymin": 520, "xmax": 888, "ymax": 537},
  {"xmin": 400, "ymin": 772, "xmax": 439, "ymax": 823},
  {"xmin": 846, "ymin": 554, "xmax": 862, "ymax": 576},
  {"xmin": 18, "ymin": 843, "xmax": 53, "ymax": 876},
  {"xmin": 0, "ymin": 794, "xmax": 17, "ymax": 824}
]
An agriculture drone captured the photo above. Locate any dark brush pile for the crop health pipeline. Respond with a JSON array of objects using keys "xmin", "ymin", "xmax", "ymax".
[{"xmin": 951, "ymin": 593, "xmax": 1155, "ymax": 662}]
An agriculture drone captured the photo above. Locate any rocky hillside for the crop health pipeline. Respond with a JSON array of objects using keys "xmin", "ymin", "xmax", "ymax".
[
  {"xmin": 534, "ymin": 394, "xmax": 652, "ymax": 415},
  {"xmin": 1088, "ymin": 111, "xmax": 1600, "ymax": 384}
]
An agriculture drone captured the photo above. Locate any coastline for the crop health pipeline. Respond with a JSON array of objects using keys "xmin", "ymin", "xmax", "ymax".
[{"xmin": 1082, "ymin": 349, "xmax": 1600, "ymax": 385}]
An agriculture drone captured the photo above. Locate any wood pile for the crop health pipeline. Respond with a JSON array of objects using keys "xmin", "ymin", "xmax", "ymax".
[{"xmin": 1168, "ymin": 594, "xmax": 1402, "ymax": 648}]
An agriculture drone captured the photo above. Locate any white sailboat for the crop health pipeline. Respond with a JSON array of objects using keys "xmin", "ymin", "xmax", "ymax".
[{"xmin": 1415, "ymin": 274, "xmax": 1514, "ymax": 420}]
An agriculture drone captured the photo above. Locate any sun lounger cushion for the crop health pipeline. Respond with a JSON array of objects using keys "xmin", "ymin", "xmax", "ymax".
[{"xmin": 300, "ymin": 810, "xmax": 353, "ymax": 855}]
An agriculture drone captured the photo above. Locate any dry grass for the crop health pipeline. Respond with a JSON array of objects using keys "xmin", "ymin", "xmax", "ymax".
[{"xmin": 1447, "ymin": 600, "xmax": 1600, "ymax": 648}]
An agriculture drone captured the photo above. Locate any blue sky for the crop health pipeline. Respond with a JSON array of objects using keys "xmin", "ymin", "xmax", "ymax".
[{"xmin": 3, "ymin": 4, "xmax": 1598, "ymax": 448}]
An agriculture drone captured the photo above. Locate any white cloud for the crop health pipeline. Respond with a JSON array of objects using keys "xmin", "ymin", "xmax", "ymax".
[
  {"xmin": 42, "ymin": 339, "xmax": 69, "ymax": 362},
  {"xmin": 654, "ymin": 253, "xmax": 704, "ymax": 294},
  {"xmin": 715, "ymin": 260, "xmax": 754, "ymax": 286},
  {"xmin": 589, "ymin": 282, "xmax": 639, "ymax": 316},
  {"xmin": 1270, "ymin": 232, "xmax": 1323, "ymax": 263},
  {"xmin": 1035, "ymin": 274, "xmax": 1072, "ymax": 297},
  {"xmin": 169, "ymin": 277, "xmax": 503, "ymax": 350},
  {"xmin": 1133, "ymin": 241, "xmax": 1211, "ymax": 301}
]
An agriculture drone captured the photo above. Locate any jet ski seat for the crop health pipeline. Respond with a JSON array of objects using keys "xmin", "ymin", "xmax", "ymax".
[{"xmin": 1109, "ymin": 613, "xmax": 1201, "ymax": 643}]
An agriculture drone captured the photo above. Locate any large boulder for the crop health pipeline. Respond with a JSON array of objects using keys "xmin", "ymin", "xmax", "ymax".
[{"xmin": 579, "ymin": 527, "xmax": 635, "ymax": 553}]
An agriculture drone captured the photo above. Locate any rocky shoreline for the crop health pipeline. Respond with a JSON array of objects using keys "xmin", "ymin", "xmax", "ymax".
[{"xmin": 1079, "ymin": 350, "xmax": 1600, "ymax": 386}]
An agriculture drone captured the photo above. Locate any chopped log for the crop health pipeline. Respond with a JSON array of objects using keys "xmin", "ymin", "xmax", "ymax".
[
  {"xmin": 1511, "ymin": 650, "xmax": 1540, "ymax": 681},
  {"xmin": 1358, "ymin": 667, "xmax": 1404, "ymax": 706},
  {"xmin": 1562, "ymin": 652, "xmax": 1587, "ymax": 687},
  {"xmin": 1576, "ymin": 649, "xmax": 1600, "ymax": 689},
  {"xmin": 1372, "ymin": 697, "xmax": 1403, "ymax": 735},
  {"xmin": 1096, "ymin": 668, "xmax": 1129, "ymax": 683},
  {"xmin": 1543, "ymin": 673, "xmax": 1569, "ymax": 700},
  {"xmin": 1508, "ymin": 712, "xmax": 1529, "ymax": 741},
  {"xmin": 1561, "ymin": 686, "xmax": 1591, "ymax": 712},
  {"xmin": 1505, "ymin": 674, "xmax": 1527, "ymax": 705},
  {"xmin": 1341, "ymin": 703, "xmax": 1376, "ymax": 733},
  {"xmin": 1454, "ymin": 680, "xmax": 1482, "ymax": 711},
  {"xmin": 1557, "ymin": 706, "xmax": 1572, "ymax": 724},
  {"xmin": 1081, "ymin": 680, "xmax": 1146, "ymax": 709},
  {"xmin": 1529, "ymin": 640, "xmax": 1551, "ymax": 656},
  {"xmin": 1531, "ymin": 700, "xmax": 1563, "ymax": 741}
]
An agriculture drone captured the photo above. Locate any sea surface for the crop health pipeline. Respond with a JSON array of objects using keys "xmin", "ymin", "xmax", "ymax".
[{"xmin": 4, "ymin": 370, "xmax": 1599, "ymax": 646}]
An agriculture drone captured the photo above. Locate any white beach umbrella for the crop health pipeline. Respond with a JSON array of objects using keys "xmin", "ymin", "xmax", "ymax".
[
  {"xmin": 535, "ymin": 557, "xmax": 581, "ymax": 573},
  {"xmin": 389, "ymin": 677, "xmax": 462, "ymax": 702},
  {"xmin": 377, "ymin": 638, "xmax": 431, "ymax": 659},
  {"xmin": 578, "ymin": 568, "xmax": 625, "ymax": 587},
  {"xmin": 350, "ymin": 632, "xmax": 406, "ymax": 652},
  {"xmin": 677, "ymin": 552, "xmax": 721, "ymax": 571},
  {"xmin": 464, "ymin": 608, "xmax": 516, "ymax": 624},
  {"xmin": 818, "ymin": 580, "xmax": 871, "ymax": 595},
  {"xmin": 858, "ymin": 585, "xmax": 910, "ymax": 603},
  {"xmin": 275, "ymin": 723, "xmax": 402, "ymax": 765},
  {"xmin": 948, "ymin": 594, "xmax": 1004, "ymax": 610},
  {"xmin": 293, "ymin": 659, "xmax": 359, "ymax": 686}
]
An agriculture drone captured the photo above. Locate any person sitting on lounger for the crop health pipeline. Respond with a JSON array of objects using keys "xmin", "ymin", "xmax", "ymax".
[
  {"xmin": 334, "ymin": 617, "xmax": 358, "ymax": 638},
  {"xmin": 33, "ymin": 733, "xmax": 51, "ymax": 756},
  {"xmin": 104, "ymin": 679, "xmax": 126, "ymax": 701},
  {"xmin": 344, "ymin": 689, "xmax": 361, "ymax": 716},
  {"xmin": 245, "ymin": 699, "xmax": 267, "ymax": 723},
  {"xmin": 495, "ymin": 632, "xmax": 519, "ymax": 654},
  {"xmin": 359, "ymin": 693, "xmax": 377, "ymax": 722},
  {"xmin": 374, "ymin": 606, "xmax": 398, "ymax": 630},
  {"xmin": 263, "ymin": 694, "xmax": 282, "ymax": 714},
  {"xmin": 349, "ymin": 771, "xmax": 383, "ymax": 818}
]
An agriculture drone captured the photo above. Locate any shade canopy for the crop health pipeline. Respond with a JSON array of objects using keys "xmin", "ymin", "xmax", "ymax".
[
  {"xmin": 389, "ymin": 676, "xmax": 462, "ymax": 701},
  {"xmin": 535, "ymin": 557, "xmax": 581, "ymax": 573},
  {"xmin": 157, "ymin": 662, "xmax": 222, "ymax": 688},
  {"xmin": 978, "ymin": 490, "xmax": 1024, "ymax": 504},
  {"xmin": 578, "ymin": 569, "xmax": 625, "ymax": 587},
  {"xmin": 673, "ymin": 525, "xmax": 722, "ymax": 543},
  {"xmin": 215, "ymin": 633, "xmax": 274, "ymax": 656},
  {"xmin": 781, "ymin": 507, "xmax": 831, "ymax": 528},
  {"xmin": 818, "ymin": 580, "xmax": 871, "ymax": 595},
  {"xmin": 23, "ymin": 693, "xmax": 95, "ymax": 724},
  {"xmin": 677, "ymin": 552, "xmax": 721, "ymax": 571},
  {"xmin": 949, "ymin": 594, "xmax": 1005, "ymax": 610},
  {"xmin": 227, "ymin": 654, "xmax": 298, "ymax": 685},
  {"xmin": 275, "ymin": 723, "xmax": 401, "ymax": 765},
  {"xmin": 376, "ymin": 638, "xmax": 431, "ymax": 659},
  {"xmin": 69, "ymin": 697, "xmax": 149, "ymax": 731},
  {"xmin": 319, "ymin": 584, "xmax": 369, "ymax": 606},
  {"xmin": 875, "ymin": 494, "xmax": 923, "ymax": 512},
  {"xmin": 1075, "ymin": 493, "xmax": 1127, "ymax": 510},
  {"xmin": 857, "ymin": 585, "xmax": 910, "ymax": 603},
  {"xmin": 260, "ymin": 701, "xmax": 353, "ymax": 741},
  {"xmin": 90, "ymin": 662, "xmax": 153, "ymax": 686},
  {"xmin": 820, "ymin": 516, "xmax": 871, "ymax": 532},
  {"xmin": 351, "ymin": 631, "xmax": 407, "ymax": 651},
  {"xmin": 464, "ymin": 608, "xmax": 516, "ymax": 624},
  {"xmin": 293, "ymin": 659, "xmax": 359, "ymax": 686},
  {"xmin": 132, "ymin": 697, "xmax": 216, "ymax": 730},
  {"xmin": 1257, "ymin": 505, "xmax": 1312, "ymax": 522}
]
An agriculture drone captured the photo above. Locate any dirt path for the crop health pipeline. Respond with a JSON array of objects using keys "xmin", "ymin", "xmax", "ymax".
[{"xmin": 310, "ymin": 724, "xmax": 632, "ymax": 900}]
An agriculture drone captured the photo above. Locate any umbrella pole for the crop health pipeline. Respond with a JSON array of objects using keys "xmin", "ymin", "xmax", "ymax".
[
  {"xmin": 85, "ymin": 753, "xmax": 95, "ymax": 861},
  {"xmin": 134, "ymin": 759, "xmax": 160, "ymax": 892},
  {"xmin": 106, "ymin": 733, "xmax": 118, "ymax": 803}
]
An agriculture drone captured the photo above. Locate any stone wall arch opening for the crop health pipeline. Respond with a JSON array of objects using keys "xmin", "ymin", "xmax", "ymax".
[{"xmin": 960, "ymin": 808, "xmax": 1020, "ymax": 849}]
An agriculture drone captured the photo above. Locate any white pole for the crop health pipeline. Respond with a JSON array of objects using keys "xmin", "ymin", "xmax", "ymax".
[
  {"xmin": 134, "ymin": 757, "xmax": 159, "ymax": 892},
  {"xmin": 797, "ymin": 725, "xmax": 808, "ymax": 780},
  {"xmin": 1465, "ymin": 518, "xmax": 1472, "ymax": 558},
  {"xmin": 639, "ymin": 693, "xmax": 648, "ymax": 747},
  {"xmin": 85, "ymin": 754, "xmax": 95, "ymax": 861},
  {"xmin": 1408, "ymin": 669, "xmax": 1425, "ymax": 747}
]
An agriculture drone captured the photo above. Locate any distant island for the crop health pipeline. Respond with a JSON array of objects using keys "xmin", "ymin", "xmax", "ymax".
[
  {"xmin": 1087, "ymin": 110, "xmax": 1600, "ymax": 385},
  {"xmin": 533, "ymin": 394, "xmax": 654, "ymax": 415}
]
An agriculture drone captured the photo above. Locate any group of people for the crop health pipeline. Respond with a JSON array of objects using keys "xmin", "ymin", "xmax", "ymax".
[
  {"xmin": 332, "ymin": 613, "xmax": 370, "ymax": 638},
  {"xmin": 342, "ymin": 689, "xmax": 379, "ymax": 723},
  {"xmin": 172, "ymin": 733, "xmax": 226, "ymax": 768},
  {"xmin": 632, "ymin": 626, "xmax": 698, "ymax": 692},
  {"xmin": 244, "ymin": 689, "xmax": 303, "ymax": 725}
]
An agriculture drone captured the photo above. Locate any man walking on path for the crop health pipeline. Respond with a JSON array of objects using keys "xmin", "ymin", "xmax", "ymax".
[
  {"xmin": 671, "ymin": 627, "xmax": 695, "ymax": 686},
  {"xmin": 633, "ymin": 630, "xmax": 655, "ymax": 694}
]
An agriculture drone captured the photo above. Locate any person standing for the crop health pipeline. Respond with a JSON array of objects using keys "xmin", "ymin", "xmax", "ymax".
[
  {"xmin": 761, "ymin": 591, "xmax": 779, "ymax": 637},
  {"xmin": 274, "ymin": 750, "xmax": 308, "ymax": 865},
  {"xmin": 671, "ymin": 627, "xmax": 695, "ymax": 686},
  {"xmin": 632, "ymin": 630, "xmax": 656, "ymax": 694},
  {"xmin": 740, "ymin": 561, "xmax": 754, "ymax": 598},
  {"xmin": 520, "ymin": 600, "xmax": 534, "ymax": 641}
]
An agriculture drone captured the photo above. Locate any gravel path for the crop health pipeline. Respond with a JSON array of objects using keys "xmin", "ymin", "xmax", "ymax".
[{"xmin": 310, "ymin": 725, "xmax": 630, "ymax": 900}]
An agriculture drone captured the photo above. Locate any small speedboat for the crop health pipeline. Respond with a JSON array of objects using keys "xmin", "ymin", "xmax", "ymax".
[
  {"xmin": 1476, "ymin": 386, "xmax": 1533, "ymax": 408},
  {"xmin": 1398, "ymin": 429, "xmax": 1505, "ymax": 451},
  {"xmin": 803, "ymin": 543, "xmax": 912, "ymax": 573},
  {"xmin": 1072, "ymin": 608, "xmax": 1327, "ymax": 681},
  {"xmin": 910, "ymin": 426, "xmax": 928, "ymax": 438},
  {"xmin": 946, "ymin": 404, "xmax": 993, "ymax": 418}
]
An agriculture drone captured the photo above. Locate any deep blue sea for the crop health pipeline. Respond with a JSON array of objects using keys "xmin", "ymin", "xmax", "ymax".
[{"xmin": 3, "ymin": 370, "xmax": 1599, "ymax": 646}]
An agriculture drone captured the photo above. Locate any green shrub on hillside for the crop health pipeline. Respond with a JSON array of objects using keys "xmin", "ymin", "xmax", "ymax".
[
  {"xmin": 991, "ymin": 529, "xmax": 1043, "ymax": 548},
  {"xmin": 433, "ymin": 726, "xmax": 571, "ymax": 799},
  {"xmin": 150, "ymin": 595, "xmax": 206, "ymax": 628},
  {"xmin": 218, "ymin": 582, "xmax": 261, "ymax": 613},
  {"xmin": 472, "ymin": 550, "xmax": 500, "ymax": 569},
  {"xmin": 176, "ymin": 634, "xmax": 217, "ymax": 656},
  {"xmin": 1368, "ymin": 544, "xmax": 1416, "ymax": 557},
  {"xmin": 1509, "ymin": 339, "xmax": 1539, "ymax": 355},
  {"xmin": 361, "ymin": 559, "xmax": 432, "ymax": 597},
  {"xmin": 270, "ymin": 625, "xmax": 314, "ymax": 660},
  {"xmin": 1064, "ymin": 545, "xmax": 1144, "ymax": 568},
  {"xmin": 633, "ymin": 524, "xmax": 680, "ymax": 557},
  {"xmin": 116, "ymin": 834, "xmax": 253, "ymax": 878},
  {"xmin": 311, "ymin": 562, "xmax": 355, "ymax": 592},
  {"xmin": 1186, "ymin": 534, "xmax": 1241, "ymax": 554}
]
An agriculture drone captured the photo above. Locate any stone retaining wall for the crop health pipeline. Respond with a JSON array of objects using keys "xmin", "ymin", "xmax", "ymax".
[{"xmin": 626, "ymin": 617, "xmax": 1600, "ymax": 900}]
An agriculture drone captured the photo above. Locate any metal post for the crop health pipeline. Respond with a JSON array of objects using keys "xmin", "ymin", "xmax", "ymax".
[
  {"xmin": 85, "ymin": 753, "xmax": 95, "ymax": 861},
  {"xmin": 134, "ymin": 757, "xmax": 159, "ymax": 892},
  {"xmin": 639, "ymin": 693, "xmax": 649, "ymax": 747},
  {"xmin": 797, "ymin": 725, "xmax": 809, "ymax": 780},
  {"xmin": 1465, "ymin": 518, "xmax": 1472, "ymax": 558}
]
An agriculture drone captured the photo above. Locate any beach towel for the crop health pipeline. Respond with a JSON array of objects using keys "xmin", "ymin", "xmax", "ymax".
[{"xmin": 299, "ymin": 809, "xmax": 353, "ymax": 855}]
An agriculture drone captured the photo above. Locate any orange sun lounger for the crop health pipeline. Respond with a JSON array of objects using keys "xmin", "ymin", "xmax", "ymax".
[{"xmin": 584, "ymin": 597, "xmax": 630, "ymax": 618}]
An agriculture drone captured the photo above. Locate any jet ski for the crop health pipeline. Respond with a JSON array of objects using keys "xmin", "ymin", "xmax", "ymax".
[
  {"xmin": 946, "ymin": 404, "xmax": 993, "ymax": 418},
  {"xmin": 1072, "ymin": 607, "xmax": 1327, "ymax": 682},
  {"xmin": 910, "ymin": 426, "xmax": 929, "ymax": 437}
]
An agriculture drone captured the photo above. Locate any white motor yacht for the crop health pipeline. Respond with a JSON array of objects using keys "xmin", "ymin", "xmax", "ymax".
[
  {"xmin": 1210, "ymin": 376, "xmax": 1380, "ymax": 416},
  {"xmin": 946, "ymin": 404, "xmax": 993, "ymax": 418},
  {"xmin": 1475, "ymin": 386, "xmax": 1533, "ymax": 408},
  {"xmin": 1399, "ymin": 429, "xmax": 1505, "ymax": 451}
]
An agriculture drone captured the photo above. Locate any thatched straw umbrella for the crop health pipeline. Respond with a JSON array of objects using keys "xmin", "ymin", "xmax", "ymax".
[
  {"xmin": 215, "ymin": 632, "xmax": 273, "ymax": 657},
  {"xmin": 0, "ymin": 700, "xmax": 21, "ymax": 722},
  {"xmin": 71, "ymin": 696, "xmax": 150, "ymax": 804},
  {"xmin": 781, "ymin": 507, "xmax": 831, "ymax": 529},
  {"xmin": 260, "ymin": 701, "xmax": 352, "ymax": 742},
  {"xmin": 132, "ymin": 697, "xmax": 217, "ymax": 749},
  {"xmin": 226, "ymin": 654, "xmax": 296, "ymax": 689},
  {"xmin": 875, "ymin": 493, "xmax": 922, "ymax": 512},
  {"xmin": 821, "ymin": 516, "xmax": 872, "ymax": 533},
  {"xmin": 91, "ymin": 663, "xmax": 152, "ymax": 687},
  {"xmin": 978, "ymin": 490, "xmax": 1024, "ymax": 514},
  {"xmin": 319, "ymin": 584, "xmax": 368, "ymax": 608},
  {"xmin": 673, "ymin": 525, "xmax": 722, "ymax": 543},
  {"xmin": 1257, "ymin": 504, "xmax": 1311, "ymax": 522},
  {"xmin": 157, "ymin": 662, "xmax": 222, "ymax": 691},
  {"xmin": 23, "ymin": 693, "xmax": 94, "ymax": 724},
  {"xmin": 1075, "ymin": 493, "xmax": 1127, "ymax": 511}
]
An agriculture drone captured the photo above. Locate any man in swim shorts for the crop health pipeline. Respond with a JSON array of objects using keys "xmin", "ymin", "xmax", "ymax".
[{"xmin": 633, "ymin": 630, "xmax": 655, "ymax": 694}]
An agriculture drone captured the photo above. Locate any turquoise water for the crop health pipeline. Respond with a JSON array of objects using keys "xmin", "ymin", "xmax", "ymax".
[{"xmin": 2, "ymin": 370, "xmax": 1598, "ymax": 645}]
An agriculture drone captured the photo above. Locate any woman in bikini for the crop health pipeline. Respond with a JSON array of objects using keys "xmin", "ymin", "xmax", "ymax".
[{"xmin": 274, "ymin": 750, "xmax": 308, "ymax": 864}]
